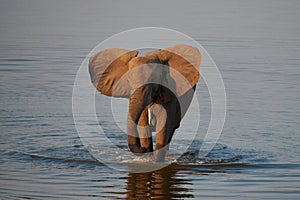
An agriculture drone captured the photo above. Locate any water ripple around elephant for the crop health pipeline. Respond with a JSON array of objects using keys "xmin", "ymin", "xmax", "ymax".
[{"xmin": 9, "ymin": 140, "xmax": 265, "ymax": 172}]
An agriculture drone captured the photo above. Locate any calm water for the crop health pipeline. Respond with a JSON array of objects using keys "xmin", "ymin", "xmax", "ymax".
[{"xmin": 1, "ymin": 0, "xmax": 299, "ymax": 199}]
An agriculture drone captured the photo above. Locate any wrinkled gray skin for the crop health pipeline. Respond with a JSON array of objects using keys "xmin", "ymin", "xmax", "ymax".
[{"xmin": 89, "ymin": 44, "xmax": 201, "ymax": 162}]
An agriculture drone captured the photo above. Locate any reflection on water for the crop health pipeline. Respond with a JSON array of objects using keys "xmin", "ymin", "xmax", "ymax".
[
  {"xmin": 124, "ymin": 165, "xmax": 193, "ymax": 199},
  {"xmin": 95, "ymin": 162, "xmax": 250, "ymax": 199}
]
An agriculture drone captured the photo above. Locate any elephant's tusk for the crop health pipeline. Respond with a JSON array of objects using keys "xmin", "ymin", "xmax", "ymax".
[{"xmin": 148, "ymin": 105, "xmax": 151, "ymax": 125}]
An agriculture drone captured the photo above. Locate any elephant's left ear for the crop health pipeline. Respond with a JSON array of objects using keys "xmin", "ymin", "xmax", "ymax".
[
  {"xmin": 89, "ymin": 48, "xmax": 138, "ymax": 97},
  {"xmin": 155, "ymin": 44, "xmax": 201, "ymax": 96}
]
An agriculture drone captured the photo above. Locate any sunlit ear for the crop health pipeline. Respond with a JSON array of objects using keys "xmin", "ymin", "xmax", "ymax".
[
  {"xmin": 154, "ymin": 44, "xmax": 201, "ymax": 96},
  {"xmin": 89, "ymin": 48, "xmax": 138, "ymax": 97}
]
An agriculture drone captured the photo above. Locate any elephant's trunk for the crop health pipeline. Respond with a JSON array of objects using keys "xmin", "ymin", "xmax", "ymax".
[{"xmin": 126, "ymin": 85, "xmax": 153, "ymax": 154}]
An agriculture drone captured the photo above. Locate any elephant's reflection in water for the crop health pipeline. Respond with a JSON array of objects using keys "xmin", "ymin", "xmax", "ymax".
[{"xmin": 125, "ymin": 165, "xmax": 194, "ymax": 199}]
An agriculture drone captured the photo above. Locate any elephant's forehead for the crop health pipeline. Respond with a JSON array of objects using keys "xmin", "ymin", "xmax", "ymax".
[
  {"xmin": 126, "ymin": 63, "xmax": 168, "ymax": 88},
  {"xmin": 127, "ymin": 63, "xmax": 161, "ymax": 78},
  {"xmin": 128, "ymin": 56, "xmax": 146, "ymax": 69},
  {"xmin": 128, "ymin": 55, "xmax": 161, "ymax": 68}
]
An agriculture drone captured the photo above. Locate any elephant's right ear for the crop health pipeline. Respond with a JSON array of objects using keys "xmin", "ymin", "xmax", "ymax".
[
  {"xmin": 153, "ymin": 44, "xmax": 201, "ymax": 96},
  {"xmin": 89, "ymin": 48, "xmax": 138, "ymax": 97}
]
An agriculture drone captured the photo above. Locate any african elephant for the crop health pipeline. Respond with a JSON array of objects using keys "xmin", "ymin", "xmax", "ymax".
[{"xmin": 89, "ymin": 44, "xmax": 201, "ymax": 162}]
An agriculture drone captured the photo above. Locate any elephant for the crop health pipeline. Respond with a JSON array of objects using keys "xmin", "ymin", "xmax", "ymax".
[{"xmin": 89, "ymin": 44, "xmax": 201, "ymax": 162}]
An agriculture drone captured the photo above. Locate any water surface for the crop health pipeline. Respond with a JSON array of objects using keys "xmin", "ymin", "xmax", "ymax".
[{"xmin": 1, "ymin": 0, "xmax": 299, "ymax": 199}]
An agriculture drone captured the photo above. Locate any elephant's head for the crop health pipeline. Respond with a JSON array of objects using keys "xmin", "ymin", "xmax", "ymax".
[{"xmin": 89, "ymin": 44, "xmax": 201, "ymax": 157}]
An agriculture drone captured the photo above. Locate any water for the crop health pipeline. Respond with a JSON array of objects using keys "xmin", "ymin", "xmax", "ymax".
[{"xmin": 1, "ymin": 0, "xmax": 299, "ymax": 199}]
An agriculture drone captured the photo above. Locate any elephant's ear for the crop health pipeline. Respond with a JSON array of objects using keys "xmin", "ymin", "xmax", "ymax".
[
  {"xmin": 155, "ymin": 44, "xmax": 201, "ymax": 96},
  {"xmin": 89, "ymin": 48, "xmax": 138, "ymax": 97}
]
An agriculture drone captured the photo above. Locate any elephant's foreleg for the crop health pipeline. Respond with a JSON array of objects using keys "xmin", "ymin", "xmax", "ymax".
[
  {"xmin": 154, "ymin": 127, "xmax": 173, "ymax": 162},
  {"xmin": 152, "ymin": 104, "xmax": 169, "ymax": 162},
  {"xmin": 153, "ymin": 100, "xmax": 178, "ymax": 162},
  {"xmin": 126, "ymin": 113, "xmax": 147, "ymax": 154},
  {"xmin": 137, "ymin": 108, "xmax": 153, "ymax": 153}
]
